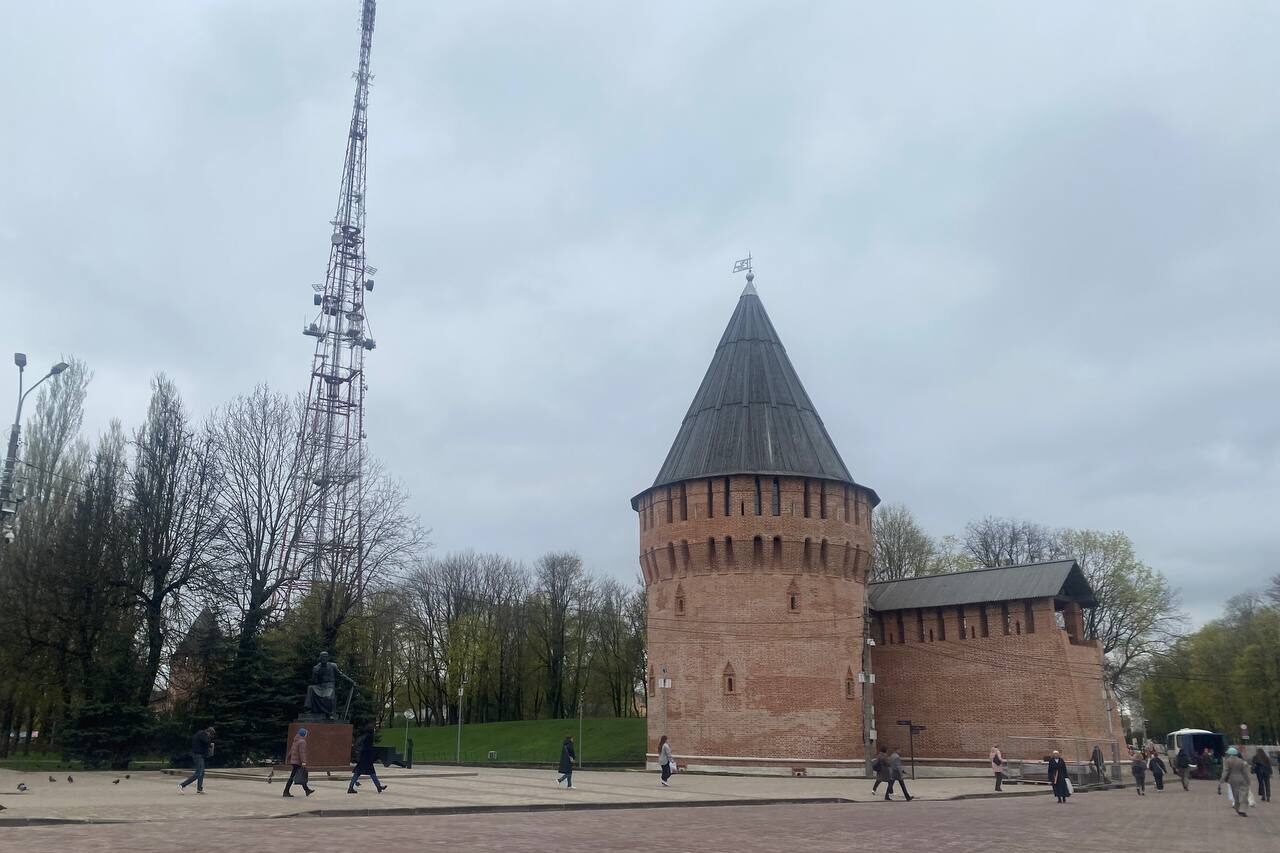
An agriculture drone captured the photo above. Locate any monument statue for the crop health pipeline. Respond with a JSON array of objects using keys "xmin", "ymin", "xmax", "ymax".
[{"xmin": 301, "ymin": 651, "xmax": 354, "ymax": 721}]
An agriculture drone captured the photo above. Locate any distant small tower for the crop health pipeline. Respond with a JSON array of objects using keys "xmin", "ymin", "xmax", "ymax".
[{"xmin": 633, "ymin": 269, "xmax": 879, "ymax": 772}]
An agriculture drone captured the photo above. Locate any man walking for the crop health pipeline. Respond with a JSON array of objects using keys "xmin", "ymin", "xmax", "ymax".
[
  {"xmin": 556, "ymin": 735, "xmax": 577, "ymax": 789},
  {"xmin": 283, "ymin": 727, "xmax": 316, "ymax": 798},
  {"xmin": 871, "ymin": 746, "xmax": 890, "ymax": 794},
  {"xmin": 885, "ymin": 748, "xmax": 912, "ymax": 801},
  {"xmin": 1174, "ymin": 749, "xmax": 1191, "ymax": 790},
  {"xmin": 178, "ymin": 726, "xmax": 215, "ymax": 794}
]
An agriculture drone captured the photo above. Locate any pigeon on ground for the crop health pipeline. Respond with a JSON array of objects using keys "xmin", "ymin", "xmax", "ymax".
[
  {"xmin": 113, "ymin": 778, "xmax": 120, "ymax": 784},
  {"xmin": 124, "ymin": 774, "xmax": 130, "ymax": 780},
  {"xmin": 67, "ymin": 775, "xmax": 74, "ymax": 783},
  {"xmin": 266, "ymin": 770, "xmax": 275, "ymax": 784},
  {"xmin": 0, "ymin": 803, "xmax": 7, "ymax": 811},
  {"xmin": 17, "ymin": 783, "xmax": 28, "ymax": 792},
  {"xmin": 326, "ymin": 770, "xmax": 332, "ymax": 778},
  {"xmin": 48, "ymin": 776, "xmax": 56, "ymax": 783}
]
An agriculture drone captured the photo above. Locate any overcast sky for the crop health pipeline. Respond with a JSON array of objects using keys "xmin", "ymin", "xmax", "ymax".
[{"xmin": 2, "ymin": 1, "xmax": 1276, "ymax": 625}]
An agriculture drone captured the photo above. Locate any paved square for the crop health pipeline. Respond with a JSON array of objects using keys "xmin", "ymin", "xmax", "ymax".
[{"xmin": 0, "ymin": 773, "xmax": 1271, "ymax": 852}]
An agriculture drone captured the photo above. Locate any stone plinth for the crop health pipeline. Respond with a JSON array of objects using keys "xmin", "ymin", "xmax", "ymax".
[{"xmin": 284, "ymin": 721, "xmax": 352, "ymax": 769}]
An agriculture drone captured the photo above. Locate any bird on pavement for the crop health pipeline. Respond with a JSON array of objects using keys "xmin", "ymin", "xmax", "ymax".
[
  {"xmin": 67, "ymin": 775, "xmax": 74, "ymax": 783},
  {"xmin": 16, "ymin": 783, "xmax": 28, "ymax": 792},
  {"xmin": 326, "ymin": 770, "xmax": 332, "ymax": 778},
  {"xmin": 113, "ymin": 778, "xmax": 121, "ymax": 784},
  {"xmin": 267, "ymin": 770, "xmax": 275, "ymax": 784},
  {"xmin": 48, "ymin": 776, "xmax": 56, "ymax": 783},
  {"xmin": 124, "ymin": 774, "xmax": 130, "ymax": 780}
]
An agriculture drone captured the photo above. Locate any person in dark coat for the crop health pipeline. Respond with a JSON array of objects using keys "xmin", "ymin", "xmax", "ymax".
[
  {"xmin": 178, "ymin": 726, "xmax": 216, "ymax": 794},
  {"xmin": 1251, "ymin": 748, "xmax": 1272, "ymax": 803},
  {"xmin": 885, "ymin": 749, "xmax": 912, "ymax": 801},
  {"xmin": 1131, "ymin": 752, "xmax": 1147, "ymax": 795},
  {"xmin": 1148, "ymin": 751, "xmax": 1167, "ymax": 791},
  {"xmin": 1090, "ymin": 745, "xmax": 1106, "ymax": 782},
  {"xmin": 1047, "ymin": 751, "xmax": 1071, "ymax": 803},
  {"xmin": 557, "ymin": 735, "xmax": 577, "ymax": 789},
  {"xmin": 1174, "ymin": 749, "xmax": 1191, "ymax": 791},
  {"xmin": 871, "ymin": 746, "xmax": 891, "ymax": 794},
  {"xmin": 347, "ymin": 727, "xmax": 387, "ymax": 794}
]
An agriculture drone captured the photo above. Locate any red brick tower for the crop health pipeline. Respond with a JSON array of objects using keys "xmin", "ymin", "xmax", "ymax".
[{"xmin": 633, "ymin": 275, "xmax": 879, "ymax": 773}]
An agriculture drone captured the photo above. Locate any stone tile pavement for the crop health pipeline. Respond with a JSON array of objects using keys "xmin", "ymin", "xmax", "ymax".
[{"xmin": 0, "ymin": 777, "xmax": 1270, "ymax": 853}]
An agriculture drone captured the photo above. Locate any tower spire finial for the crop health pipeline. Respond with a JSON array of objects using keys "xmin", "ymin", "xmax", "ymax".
[{"xmin": 732, "ymin": 254, "xmax": 756, "ymax": 295}]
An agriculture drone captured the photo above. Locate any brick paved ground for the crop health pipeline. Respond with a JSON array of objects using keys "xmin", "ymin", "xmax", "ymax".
[{"xmin": 1, "ymin": 779, "xmax": 1270, "ymax": 853}]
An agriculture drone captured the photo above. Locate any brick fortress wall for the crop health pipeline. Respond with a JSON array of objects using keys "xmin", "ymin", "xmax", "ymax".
[
  {"xmin": 870, "ymin": 599, "xmax": 1123, "ymax": 762},
  {"xmin": 638, "ymin": 474, "xmax": 875, "ymax": 768}
]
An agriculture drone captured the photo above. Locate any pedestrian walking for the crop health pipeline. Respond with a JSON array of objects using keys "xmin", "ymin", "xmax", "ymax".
[
  {"xmin": 1047, "ymin": 750, "xmax": 1071, "ymax": 803},
  {"xmin": 1131, "ymin": 752, "xmax": 1147, "ymax": 795},
  {"xmin": 1090, "ymin": 745, "xmax": 1106, "ymax": 782},
  {"xmin": 1174, "ymin": 749, "xmax": 1191, "ymax": 791},
  {"xmin": 885, "ymin": 748, "xmax": 912, "ymax": 801},
  {"xmin": 177, "ymin": 726, "xmax": 215, "ymax": 794},
  {"xmin": 990, "ymin": 746, "xmax": 1006, "ymax": 791},
  {"xmin": 1250, "ymin": 747, "xmax": 1272, "ymax": 803},
  {"xmin": 658, "ymin": 735, "xmax": 675, "ymax": 787},
  {"xmin": 871, "ymin": 746, "xmax": 890, "ymax": 794},
  {"xmin": 556, "ymin": 735, "xmax": 577, "ymax": 789},
  {"xmin": 348, "ymin": 726, "xmax": 387, "ymax": 794},
  {"xmin": 1220, "ymin": 746, "xmax": 1252, "ymax": 817},
  {"xmin": 1148, "ymin": 751, "xmax": 1166, "ymax": 791},
  {"xmin": 282, "ymin": 727, "xmax": 315, "ymax": 797}
]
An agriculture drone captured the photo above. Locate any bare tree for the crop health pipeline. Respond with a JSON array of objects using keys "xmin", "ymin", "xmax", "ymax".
[
  {"xmin": 205, "ymin": 386, "xmax": 304, "ymax": 645},
  {"xmin": 530, "ymin": 551, "xmax": 588, "ymax": 719},
  {"xmin": 124, "ymin": 375, "xmax": 221, "ymax": 704},
  {"xmin": 871, "ymin": 503, "xmax": 937, "ymax": 580},
  {"xmin": 962, "ymin": 516, "xmax": 1065, "ymax": 567}
]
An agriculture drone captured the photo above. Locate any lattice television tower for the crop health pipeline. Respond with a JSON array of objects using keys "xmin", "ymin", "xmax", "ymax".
[{"xmin": 285, "ymin": 0, "xmax": 379, "ymax": 618}]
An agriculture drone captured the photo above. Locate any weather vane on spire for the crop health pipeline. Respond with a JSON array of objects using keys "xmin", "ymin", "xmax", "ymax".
[{"xmin": 733, "ymin": 254, "xmax": 755, "ymax": 293}]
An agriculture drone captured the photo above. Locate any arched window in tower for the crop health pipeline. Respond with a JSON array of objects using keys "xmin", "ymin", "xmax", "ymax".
[
  {"xmin": 819, "ymin": 484, "xmax": 827, "ymax": 520},
  {"xmin": 722, "ymin": 663, "xmax": 736, "ymax": 695},
  {"xmin": 845, "ymin": 667, "xmax": 856, "ymax": 699},
  {"xmin": 771, "ymin": 477, "xmax": 781, "ymax": 516},
  {"xmin": 820, "ymin": 539, "xmax": 829, "ymax": 568},
  {"xmin": 754, "ymin": 477, "xmax": 763, "ymax": 515},
  {"xmin": 666, "ymin": 488, "xmax": 674, "ymax": 524},
  {"xmin": 725, "ymin": 536, "xmax": 736, "ymax": 566},
  {"xmin": 706, "ymin": 479, "xmax": 714, "ymax": 519},
  {"xmin": 667, "ymin": 542, "xmax": 676, "ymax": 574},
  {"xmin": 753, "ymin": 536, "xmax": 764, "ymax": 567},
  {"xmin": 678, "ymin": 483, "xmax": 688, "ymax": 522},
  {"xmin": 787, "ymin": 579, "xmax": 800, "ymax": 612},
  {"xmin": 675, "ymin": 583, "xmax": 686, "ymax": 616},
  {"xmin": 708, "ymin": 537, "xmax": 718, "ymax": 570},
  {"xmin": 803, "ymin": 479, "xmax": 812, "ymax": 518},
  {"xmin": 723, "ymin": 476, "xmax": 731, "ymax": 517},
  {"xmin": 772, "ymin": 536, "xmax": 783, "ymax": 566},
  {"xmin": 843, "ymin": 486, "xmax": 850, "ymax": 522},
  {"xmin": 802, "ymin": 538, "xmax": 812, "ymax": 569}
]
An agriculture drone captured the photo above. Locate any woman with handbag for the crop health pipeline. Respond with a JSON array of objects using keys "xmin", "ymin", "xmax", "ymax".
[
  {"xmin": 990, "ymin": 746, "xmax": 1006, "ymax": 792},
  {"xmin": 658, "ymin": 735, "xmax": 675, "ymax": 787},
  {"xmin": 1221, "ymin": 746, "xmax": 1251, "ymax": 817},
  {"xmin": 1047, "ymin": 750, "xmax": 1070, "ymax": 804}
]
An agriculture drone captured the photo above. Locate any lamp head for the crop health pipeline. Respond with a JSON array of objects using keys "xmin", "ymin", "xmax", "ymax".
[
  {"xmin": 50, "ymin": 362, "xmax": 69, "ymax": 375},
  {"xmin": 13, "ymin": 353, "xmax": 26, "ymax": 369}
]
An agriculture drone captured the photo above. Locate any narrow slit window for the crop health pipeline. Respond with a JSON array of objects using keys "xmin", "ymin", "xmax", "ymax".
[
  {"xmin": 916, "ymin": 610, "xmax": 926, "ymax": 642},
  {"xmin": 725, "ymin": 536, "xmax": 735, "ymax": 566},
  {"xmin": 1024, "ymin": 601, "xmax": 1035, "ymax": 634},
  {"xmin": 753, "ymin": 536, "xmax": 764, "ymax": 566},
  {"xmin": 957, "ymin": 606, "xmax": 967, "ymax": 640},
  {"xmin": 843, "ymin": 486, "xmax": 850, "ymax": 521},
  {"xmin": 771, "ymin": 477, "xmax": 781, "ymax": 516},
  {"xmin": 1001, "ymin": 602, "xmax": 1011, "ymax": 636},
  {"xmin": 723, "ymin": 476, "xmax": 731, "ymax": 518},
  {"xmin": 681, "ymin": 540, "xmax": 691, "ymax": 570},
  {"xmin": 708, "ymin": 537, "xmax": 718, "ymax": 570},
  {"xmin": 675, "ymin": 583, "xmax": 686, "ymax": 615},
  {"xmin": 754, "ymin": 477, "xmax": 762, "ymax": 515},
  {"xmin": 772, "ymin": 536, "xmax": 783, "ymax": 566},
  {"xmin": 666, "ymin": 488, "xmax": 674, "ymax": 524},
  {"xmin": 787, "ymin": 580, "xmax": 800, "ymax": 611},
  {"xmin": 722, "ymin": 663, "xmax": 736, "ymax": 694},
  {"xmin": 820, "ymin": 539, "xmax": 829, "ymax": 567},
  {"xmin": 896, "ymin": 611, "xmax": 906, "ymax": 644},
  {"xmin": 819, "ymin": 485, "xmax": 827, "ymax": 520},
  {"xmin": 707, "ymin": 479, "xmax": 714, "ymax": 518},
  {"xmin": 667, "ymin": 542, "xmax": 676, "ymax": 573},
  {"xmin": 803, "ymin": 538, "xmax": 812, "ymax": 568},
  {"xmin": 803, "ymin": 480, "xmax": 811, "ymax": 518},
  {"xmin": 845, "ymin": 669, "xmax": 856, "ymax": 699},
  {"xmin": 679, "ymin": 484, "xmax": 688, "ymax": 522},
  {"xmin": 936, "ymin": 607, "xmax": 946, "ymax": 641},
  {"xmin": 979, "ymin": 606, "xmax": 990, "ymax": 638}
]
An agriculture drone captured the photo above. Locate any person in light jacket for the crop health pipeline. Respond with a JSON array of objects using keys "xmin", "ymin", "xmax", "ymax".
[
  {"xmin": 990, "ymin": 746, "xmax": 1006, "ymax": 792},
  {"xmin": 282, "ymin": 728, "xmax": 315, "ymax": 798},
  {"xmin": 1047, "ymin": 751, "xmax": 1070, "ymax": 803},
  {"xmin": 885, "ymin": 749, "xmax": 912, "ymax": 801},
  {"xmin": 658, "ymin": 735, "xmax": 674, "ymax": 787},
  {"xmin": 1221, "ymin": 746, "xmax": 1251, "ymax": 816},
  {"xmin": 557, "ymin": 735, "xmax": 577, "ymax": 789}
]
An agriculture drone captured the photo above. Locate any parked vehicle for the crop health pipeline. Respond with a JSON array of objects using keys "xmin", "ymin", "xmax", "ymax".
[{"xmin": 1164, "ymin": 728, "xmax": 1225, "ymax": 779}]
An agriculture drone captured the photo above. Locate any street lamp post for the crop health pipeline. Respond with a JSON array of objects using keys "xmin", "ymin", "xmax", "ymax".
[
  {"xmin": 455, "ymin": 677, "xmax": 467, "ymax": 764},
  {"xmin": 402, "ymin": 708, "xmax": 415, "ymax": 756},
  {"xmin": 579, "ymin": 688, "xmax": 585, "ymax": 767},
  {"xmin": 1, "ymin": 354, "xmax": 69, "ymax": 542}
]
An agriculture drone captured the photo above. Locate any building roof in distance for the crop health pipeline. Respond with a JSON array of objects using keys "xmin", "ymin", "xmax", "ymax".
[
  {"xmin": 867, "ymin": 559, "xmax": 1097, "ymax": 612},
  {"xmin": 634, "ymin": 281, "xmax": 877, "ymax": 508}
]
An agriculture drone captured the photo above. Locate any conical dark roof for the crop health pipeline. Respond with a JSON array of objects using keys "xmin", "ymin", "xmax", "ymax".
[{"xmin": 635, "ymin": 281, "xmax": 877, "ymax": 507}]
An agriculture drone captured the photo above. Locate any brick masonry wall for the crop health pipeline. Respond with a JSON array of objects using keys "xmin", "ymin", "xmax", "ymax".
[
  {"xmin": 871, "ymin": 599, "xmax": 1123, "ymax": 761},
  {"xmin": 639, "ymin": 475, "xmax": 875, "ymax": 762}
]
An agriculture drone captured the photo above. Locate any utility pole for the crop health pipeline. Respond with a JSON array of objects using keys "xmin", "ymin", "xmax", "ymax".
[
  {"xmin": 455, "ymin": 677, "xmax": 466, "ymax": 764},
  {"xmin": 862, "ymin": 604, "xmax": 876, "ymax": 777},
  {"xmin": 579, "ymin": 688, "xmax": 585, "ymax": 767}
]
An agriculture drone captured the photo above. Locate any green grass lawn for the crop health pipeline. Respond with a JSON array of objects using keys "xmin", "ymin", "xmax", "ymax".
[{"xmin": 377, "ymin": 717, "xmax": 645, "ymax": 765}]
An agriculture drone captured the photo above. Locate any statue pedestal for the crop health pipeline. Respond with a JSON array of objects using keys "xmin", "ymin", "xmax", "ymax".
[{"xmin": 284, "ymin": 721, "xmax": 352, "ymax": 770}]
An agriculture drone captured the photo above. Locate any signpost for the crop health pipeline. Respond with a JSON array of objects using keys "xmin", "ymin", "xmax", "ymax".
[
  {"xmin": 896, "ymin": 719, "xmax": 927, "ymax": 780},
  {"xmin": 1240, "ymin": 723, "xmax": 1250, "ymax": 743}
]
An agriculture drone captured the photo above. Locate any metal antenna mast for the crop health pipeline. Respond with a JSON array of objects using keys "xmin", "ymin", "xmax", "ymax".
[{"xmin": 284, "ymin": 0, "xmax": 379, "ymax": 628}]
